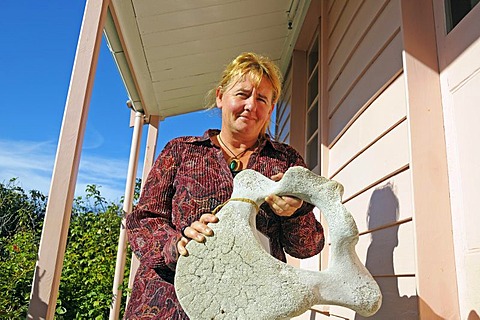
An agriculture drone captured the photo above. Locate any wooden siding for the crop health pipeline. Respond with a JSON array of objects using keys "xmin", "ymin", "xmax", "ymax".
[
  {"xmin": 327, "ymin": 0, "xmax": 402, "ymax": 144},
  {"xmin": 275, "ymin": 66, "xmax": 292, "ymax": 144},
  {"xmin": 328, "ymin": 74, "xmax": 406, "ymax": 178},
  {"xmin": 293, "ymin": 0, "xmax": 418, "ymax": 319},
  {"xmin": 401, "ymin": 0, "xmax": 459, "ymax": 316}
]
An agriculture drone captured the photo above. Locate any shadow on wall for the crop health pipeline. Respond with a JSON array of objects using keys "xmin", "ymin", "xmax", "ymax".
[
  {"xmin": 26, "ymin": 264, "xmax": 48, "ymax": 320},
  {"xmin": 355, "ymin": 183, "xmax": 418, "ymax": 320}
]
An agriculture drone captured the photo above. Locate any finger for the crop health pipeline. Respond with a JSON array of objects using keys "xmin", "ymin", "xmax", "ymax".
[
  {"xmin": 183, "ymin": 225, "xmax": 206, "ymax": 242},
  {"xmin": 177, "ymin": 237, "xmax": 189, "ymax": 256},
  {"xmin": 265, "ymin": 195, "xmax": 289, "ymax": 216},
  {"xmin": 272, "ymin": 202, "xmax": 287, "ymax": 216},
  {"xmin": 268, "ymin": 194, "xmax": 289, "ymax": 209},
  {"xmin": 270, "ymin": 172, "xmax": 284, "ymax": 182},
  {"xmin": 281, "ymin": 196, "xmax": 303, "ymax": 209},
  {"xmin": 192, "ymin": 220, "xmax": 215, "ymax": 236},
  {"xmin": 264, "ymin": 194, "xmax": 275, "ymax": 207},
  {"xmin": 199, "ymin": 213, "xmax": 219, "ymax": 224}
]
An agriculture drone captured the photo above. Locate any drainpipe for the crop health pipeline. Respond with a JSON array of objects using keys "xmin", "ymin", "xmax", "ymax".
[
  {"xmin": 125, "ymin": 115, "xmax": 161, "ymax": 307},
  {"xmin": 110, "ymin": 107, "xmax": 144, "ymax": 319}
]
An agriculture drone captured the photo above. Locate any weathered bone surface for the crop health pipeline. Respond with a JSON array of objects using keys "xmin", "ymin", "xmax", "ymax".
[{"xmin": 175, "ymin": 166, "xmax": 382, "ymax": 319}]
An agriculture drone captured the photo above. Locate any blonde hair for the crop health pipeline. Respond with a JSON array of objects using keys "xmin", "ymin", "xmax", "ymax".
[{"xmin": 206, "ymin": 52, "xmax": 283, "ymax": 136}]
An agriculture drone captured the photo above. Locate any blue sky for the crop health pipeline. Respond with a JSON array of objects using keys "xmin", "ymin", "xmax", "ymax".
[{"xmin": 0, "ymin": 1, "xmax": 221, "ymax": 201}]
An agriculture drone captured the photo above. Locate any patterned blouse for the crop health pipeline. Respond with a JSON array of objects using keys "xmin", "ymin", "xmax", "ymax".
[{"xmin": 124, "ymin": 129, "xmax": 325, "ymax": 319}]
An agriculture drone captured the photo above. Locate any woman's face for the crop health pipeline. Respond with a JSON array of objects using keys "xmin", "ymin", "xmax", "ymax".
[{"xmin": 216, "ymin": 75, "xmax": 274, "ymax": 139}]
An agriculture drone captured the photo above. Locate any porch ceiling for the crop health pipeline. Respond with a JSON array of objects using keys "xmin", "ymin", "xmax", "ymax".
[{"xmin": 104, "ymin": 0, "xmax": 308, "ymax": 120}]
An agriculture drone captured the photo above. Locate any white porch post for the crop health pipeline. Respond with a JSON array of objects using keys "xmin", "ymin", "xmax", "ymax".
[
  {"xmin": 110, "ymin": 110, "xmax": 144, "ymax": 319},
  {"xmin": 27, "ymin": 0, "xmax": 109, "ymax": 319},
  {"xmin": 126, "ymin": 115, "xmax": 161, "ymax": 307}
]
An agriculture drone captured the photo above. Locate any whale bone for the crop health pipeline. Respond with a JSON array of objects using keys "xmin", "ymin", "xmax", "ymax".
[{"xmin": 175, "ymin": 166, "xmax": 382, "ymax": 319}]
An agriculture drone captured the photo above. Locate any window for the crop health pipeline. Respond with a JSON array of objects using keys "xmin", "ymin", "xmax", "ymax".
[{"xmin": 445, "ymin": 0, "xmax": 479, "ymax": 32}]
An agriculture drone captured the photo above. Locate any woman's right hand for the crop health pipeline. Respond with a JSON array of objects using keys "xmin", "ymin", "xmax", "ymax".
[{"xmin": 177, "ymin": 213, "xmax": 219, "ymax": 256}]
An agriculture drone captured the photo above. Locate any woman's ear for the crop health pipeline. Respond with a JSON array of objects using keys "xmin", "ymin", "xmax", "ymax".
[
  {"xmin": 215, "ymin": 87, "xmax": 223, "ymax": 109},
  {"xmin": 268, "ymin": 104, "xmax": 275, "ymax": 116}
]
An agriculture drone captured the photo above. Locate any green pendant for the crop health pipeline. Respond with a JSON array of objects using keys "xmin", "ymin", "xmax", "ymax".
[{"xmin": 229, "ymin": 159, "xmax": 241, "ymax": 171}]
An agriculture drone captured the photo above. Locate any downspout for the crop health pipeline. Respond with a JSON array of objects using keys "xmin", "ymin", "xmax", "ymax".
[
  {"xmin": 126, "ymin": 115, "xmax": 161, "ymax": 307},
  {"xmin": 110, "ymin": 107, "xmax": 144, "ymax": 319}
]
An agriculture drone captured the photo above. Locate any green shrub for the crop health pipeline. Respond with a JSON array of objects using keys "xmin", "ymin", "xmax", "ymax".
[{"xmin": 0, "ymin": 180, "xmax": 137, "ymax": 319}]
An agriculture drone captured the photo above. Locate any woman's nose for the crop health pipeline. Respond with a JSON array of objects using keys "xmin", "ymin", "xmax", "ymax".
[{"xmin": 244, "ymin": 95, "xmax": 257, "ymax": 111}]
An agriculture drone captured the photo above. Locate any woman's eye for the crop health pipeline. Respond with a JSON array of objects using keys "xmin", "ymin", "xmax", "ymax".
[{"xmin": 257, "ymin": 98, "xmax": 267, "ymax": 104}]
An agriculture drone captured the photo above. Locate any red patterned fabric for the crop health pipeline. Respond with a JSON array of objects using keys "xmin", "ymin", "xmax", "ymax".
[{"xmin": 124, "ymin": 129, "xmax": 325, "ymax": 319}]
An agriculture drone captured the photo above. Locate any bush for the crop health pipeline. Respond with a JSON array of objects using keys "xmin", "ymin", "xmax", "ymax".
[
  {"xmin": 0, "ymin": 230, "xmax": 39, "ymax": 318},
  {"xmin": 57, "ymin": 198, "xmax": 131, "ymax": 319},
  {"xmin": 0, "ymin": 180, "xmax": 135, "ymax": 319}
]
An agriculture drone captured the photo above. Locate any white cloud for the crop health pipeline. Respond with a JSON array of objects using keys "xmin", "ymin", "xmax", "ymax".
[
  {"xmin": 0, "ymin": 139, "xmax": 134, "ymax": 202},
  {"xmin": 0, "ymin": 140, "xmax": 56, "ymax": 193}
]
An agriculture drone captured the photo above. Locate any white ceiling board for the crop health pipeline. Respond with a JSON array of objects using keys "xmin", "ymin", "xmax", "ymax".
[{"xmin": 108, "ymin": 0, "xmax": 302, "ymax": 119}]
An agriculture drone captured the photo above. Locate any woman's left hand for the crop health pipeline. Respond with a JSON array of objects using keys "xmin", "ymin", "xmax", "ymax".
[{"xmin": 265, "ymin": 172, "xmax": 303, "ymax": 217}]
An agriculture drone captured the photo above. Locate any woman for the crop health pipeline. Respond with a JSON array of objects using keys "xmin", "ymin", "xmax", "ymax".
[{"xmin": 125, "ymin": 52, "xmax": 325, "ymax": 319}]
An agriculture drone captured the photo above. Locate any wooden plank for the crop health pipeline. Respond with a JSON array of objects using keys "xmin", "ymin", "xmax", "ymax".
[
  {"xmin": 142, "ymin": 11, "xmax": 286, "ymax": 47},
  {"xmin": 145, "ymin": 24, "xmax": 286, "ymax": 60},
  {"xmin": 328, "ymin": 305, "xmax": 356, "ymax": 319},
  {"xmin": 397, "ymin": 276, "xmax": 418, "ymax": 298},
  {"xmin": 319, "ymin": 0, "xmax": 331, "ymax": 270},
  {"xmin": 331, "ymin": 120, "xmax": 409, "ymax": 200},
  {"xmin": 355, "ymin": 222, "xmax": 416, "ymax": 275},
  {"xmin": 329, "ymin": 275, "xmax": 418, "ymax": 319},
  {"xmin": 327, "ymin": 0, "xmax": 347, "ymax": 37},
  {"xmin": 152, "ymin": 81, "xmax": 215, "ymax": 101},
  {"xmin": 327, "ymin": 0, "xmax": 389, "ymax": 84},
  {"xmin": 328, "ymin": 0, "xmax": 401, "ymax": 112},
  {"xmin": 371, "ymin": 276, "xmax": 419, "ymax": 318},
  {"xmin": 327, "ymin": 0, "xmax": 335, "ymax": 14},
  {"xmin": 133, "ymin": 0, "xmax": 240, "ymax": 17},
  {"xmin": 328, "ymin": 32, "xmax": 403, "ymax": 144},
  {"xmin": 138, "ymin": 0, "xmax": 287, "ymax": 34},
  {"xmin": 327, "ymin": 0, "xmax": 364, "ymax": 65},
  {"xmin": 27, "ymin": 0, "xmax": 109, "ymax": 319},
  {"xmin": 345, "ymin": 169, "xmax": 413, "ymax": 232},
  {"xmin": 345, "ymin": 169, "xmax": 416, "ymax": 277},
  {"xmin": 328, "ymin": 73, "xmax": 406, "ymax": 175},
  {"xmin": 401, "ymin": 0, "xmax": 459, "ymax": 317},
  {"xmin": 149, "ymin": 38, "xmax": 286, "ymax": 82}
]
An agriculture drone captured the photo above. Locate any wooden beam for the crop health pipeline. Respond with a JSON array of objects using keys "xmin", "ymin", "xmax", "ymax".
[
  {"xmin": 27, "ymin": 0, "xmax": 110, "ymax": 319},
  {"xmin": 400, "ymin": 0, "xmax": 460, "ymax": 318}
]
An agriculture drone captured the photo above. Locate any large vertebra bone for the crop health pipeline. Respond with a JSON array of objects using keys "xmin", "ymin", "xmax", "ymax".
[{"xmin": 175, "ymin": 166, "xmax": 382, "ymax": 319}]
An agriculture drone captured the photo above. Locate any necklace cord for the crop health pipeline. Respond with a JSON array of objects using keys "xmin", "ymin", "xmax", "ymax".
[
  {"xmin": 211, "ymin": 198, "xmax": 260, "ymax": 215},
  {"xmin": 218, "ymin": 134, "xmax": 260, "ymax": 159},
  {"xmin": 217, "ymin": 133, "xmax": 260, "ymax": 173}
]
